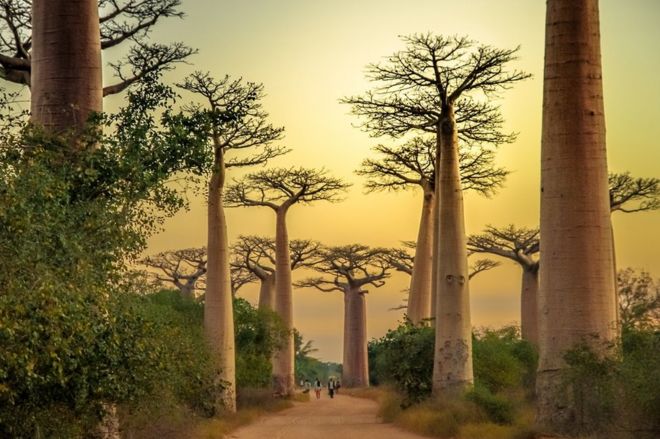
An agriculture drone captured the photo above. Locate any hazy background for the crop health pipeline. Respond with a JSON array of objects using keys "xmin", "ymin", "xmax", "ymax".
[{"xmin": 102, "ymin": 0, "xmax": 660, "ymax": 362}]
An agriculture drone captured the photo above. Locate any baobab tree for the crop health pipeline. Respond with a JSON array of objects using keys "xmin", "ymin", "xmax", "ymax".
[
  {"xmin": 140, "ymin": 247, "xmax": 208, "ymax": 299},
  {"xmin": 386, "ymin": 242, "xmax": 499, "ymax": 314},
  {"xmin": 537, "ymin": 0, "xmax": 617, "ymax": 431},
  {"xmin": 468, "ymin": 226, "xmax": 540, "ymax": 344},
  {"xmin": 296, "ymin": 245, "xmax": 391, "ymax": 387},
  {"xmin": 7, "ymin": 0, "xmax": 193, "ymax": 133},
  {"xmin": 225, "ymin": 167, "xmax": 349, "ymax": 396},
  {"xmin": 230, "ymin": 235, "xmax": 322, "ymax": 310},
  {"xmin": 357, "ymin": 135, "xmax": 508, "ymax": 323},
  {"xmin": 176, "ymin": 72, "xmax": 286, "ymax": 412},
  {"xmin": 343, "ymin": 34, "xmax": 529, "ymax": 395}
]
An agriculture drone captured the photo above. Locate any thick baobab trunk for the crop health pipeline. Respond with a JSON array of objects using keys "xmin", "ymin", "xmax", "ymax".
[
  {"xmin": 408, "ymin": 188, "xmax": 435, "ymax": 324},
  {"xmin": 537, "ymin": 0, "xmax": 617, "ymax": 431},
  {"xmin": 342, "ymin": 286, "xmax": 369, "ymax": 387},
  {"xmin": 258, "ymin": 273, "xmax": 276, "ymax": 310},
  {"xmin": 520, "ymin": 266, "xmax": 539, "ymax": 346},
  {"xmin": 31, "ymin": 0, "xmax": 103, "ymax": 134},
  {"xmin": 432, "ymin": 108, "xmax": 473, "ymax": 396},
  {"xmin": 205, "ymin": 154, "xmax": 236, "ymax": 412},
  {"xmin": 272, "ymin": 207, "xmax": 295, "ymax": 396}
]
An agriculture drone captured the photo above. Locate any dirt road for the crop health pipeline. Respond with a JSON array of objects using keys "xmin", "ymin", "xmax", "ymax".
[{"xmin": 228, "ymin": 393, "xmax": 426, "ymax": 439}]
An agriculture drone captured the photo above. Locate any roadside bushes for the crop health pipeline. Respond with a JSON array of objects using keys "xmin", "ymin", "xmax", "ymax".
[
  {"xmin": 562, "ymin": 327, "xmax": 660, "ymax": 438},
  {"xmin": 368, "ymin": 320, "xmax": 435, "ymax": 404}
]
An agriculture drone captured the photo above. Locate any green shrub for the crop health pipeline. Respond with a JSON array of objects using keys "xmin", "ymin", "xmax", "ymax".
[
  {"xmin": 368, "ymin": 319, "xmax": 435, "ymax": 404},
  {"xmin": 473, "ymin": 326, "xmax": 537, "ymax": 395},
  {"xmin": 466, "ymin": 385, "xmax": 515, "ymax": 425},
  {"xmin": 563, "ymin": 327, "xmax": 660, "ymax": 437},
  {"xmin": 234, "ymin": 298, "xmax": 288, "ymax": 388}
]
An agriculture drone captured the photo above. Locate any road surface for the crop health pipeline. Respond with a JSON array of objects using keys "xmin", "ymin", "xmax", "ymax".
[{"xmin": 228, "ymin": 393, "xmax": 427, "ymax": 439}]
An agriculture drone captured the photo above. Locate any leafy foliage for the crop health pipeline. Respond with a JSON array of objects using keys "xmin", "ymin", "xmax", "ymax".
[
  {"xmin": 0, "ymin": 77, "xmax": 210, "ymax": 437},
  {"xmin": 472, "ymin": 326, "xmax": 537, "ymax": 395},
  {"xmin": 234, "ymin": 298, "xmax": 288, "ymax": 388},
  {"xmin": 562, "ymin": 327, "xmax": 660, "ymax": 437},
  {"xmin": 368, "ymin": 320, "xmax": 435, "ymax": 404}
]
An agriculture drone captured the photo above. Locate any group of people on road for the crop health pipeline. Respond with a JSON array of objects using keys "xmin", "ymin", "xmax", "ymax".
[{"xmin": 300, "ymin": 377, "xmax": 341, "ymax": 399}]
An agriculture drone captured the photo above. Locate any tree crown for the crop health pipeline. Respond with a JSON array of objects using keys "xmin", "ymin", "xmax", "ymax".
[
  {"xmin": 296, "ymin": 244, "xmax": 392, "ymax": 292},
  {"xmin": 609, "ymin": 172, "xmax": 660, "ymax": 213},
  {"xmin": 225, "ymin": 167, "xmax": 350, "ymax": 210},
  {"xmin": 341, "ymin": 33, "xmax": 529, "ymax": 142},
  {"xmin": 0, "ymin": 0, "xmax": 195, "ymax": 94},
  {"xmin": 357, "ymin": 135, "xmax": 508, "ymax": 196},
  {"xmin": 176, "ymin": 72, "xmax": 287, "ymax": 170}
]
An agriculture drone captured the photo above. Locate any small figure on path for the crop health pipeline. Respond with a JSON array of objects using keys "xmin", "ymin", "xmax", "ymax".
[
  {"xmin": 314, "ymin": 378, "xmax": 322, "ymax": 399},
  {"xmin": 303, "ymin": 379, "xmax": 311, "ymax": 394},
  {"xmin": 328, "ymin": 378, "xmax": 336, "ymax": 399}
]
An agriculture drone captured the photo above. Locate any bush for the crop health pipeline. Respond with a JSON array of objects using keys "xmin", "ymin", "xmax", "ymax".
[
  {"xmin": 473, "ymin": 326, "xmax": 537, "ymax": 395},
  {"xmin": 368, "ymin": 319, "xmax": 435, "ymax": 404},
  {"xmin": 563, "ymin": 327, "xmax": 660, "ymax": 437},
  {"xmin": 234, "ymin": 298, "xmax": 288, "ymax": 388},
  {"xmin": 466, "ymin": 385, "xmax": 515, "ymax": 425}
]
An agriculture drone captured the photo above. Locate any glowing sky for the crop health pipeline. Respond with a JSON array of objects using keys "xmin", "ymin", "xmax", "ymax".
[{"xmin": 103, "ymin": 0, "xmax": 660, "ymax": 362}]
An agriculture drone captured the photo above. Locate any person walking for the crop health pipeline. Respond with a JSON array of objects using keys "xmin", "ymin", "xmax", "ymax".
[
  {"xmin": 335, "ymin": 379, "xmax": 341, "ymax": 394},
  {"xmin": 314, "ymin": 378, "xmax": 322, "ymax": 400},
  {"xmin": 328, "ymin": 378, "xmax": 336, "ymax": 399},
  {"xmin": 303, "ymin": 379, "xmax": 311, "ymax": 394}
]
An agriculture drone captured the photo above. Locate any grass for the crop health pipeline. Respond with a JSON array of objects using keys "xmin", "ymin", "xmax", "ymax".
[
  {"xmin": 122, "ymin": 387, "xmax": 308, "ymax": 438},
  {"xmin": 343, "ymin": 386, "xmax": 540, "ymax": 439}
]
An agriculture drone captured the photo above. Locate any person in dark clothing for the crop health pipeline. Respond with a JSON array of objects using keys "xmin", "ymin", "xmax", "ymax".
[{"xmin": 328, "ymin": 378, "xmax": 336, "ymax": 399}]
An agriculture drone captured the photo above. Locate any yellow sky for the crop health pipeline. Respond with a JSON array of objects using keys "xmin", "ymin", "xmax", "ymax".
[{"xmin": 103, "ymin": 0, "xmax": 660, "ymax": 362}]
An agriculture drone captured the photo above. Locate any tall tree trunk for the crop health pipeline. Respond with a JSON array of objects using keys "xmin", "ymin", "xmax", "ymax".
[
  {"xmin": 432, "ymin": 108, "xmax": 473, "ymax": 396},
  {"xmin": 408, "ymin": 188, "xmax": 435, "ymax": 324},
  {"xmin": 205, "ymin": 152, "xmax": 236, "ymax": 412},
  {"xmin": 342, "ymin": 290, "xmax": 352, "ymax": 384},
  {"xmin": 258, "ymin": 273, "xmax": 276, "ymax": 311},
  {"xmin": 31, "ymin": 0, "xmax": 102, "ymax": 135},
  {"xmin": 520, "ymin": 266, "xmax": 539, "ymax": 346},
  {"xmin": 611, "ymin": 225, "xmax": 620, "ymax": 329},
  {"xmin": 272, "ymin": 207, "xmax": 294, "ymax": 396},
  {"xmin": 537, "ymin": 0, "xmax": 617, "ymax": 431},
  {"xmin": 342, "ymin": 286, "xmax": 369, "ymax": 387}
]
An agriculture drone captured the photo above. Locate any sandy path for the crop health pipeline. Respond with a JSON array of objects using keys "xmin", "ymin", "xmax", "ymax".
[{"xmin": 228, "ymin": 393, "xmax": 426, "ymax": 439}]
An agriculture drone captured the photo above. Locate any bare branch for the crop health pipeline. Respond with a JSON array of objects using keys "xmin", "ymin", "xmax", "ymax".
[
  {"xmin": 0, "ymin": 0, "xmax": 192, "ymax": 91},
  {"xmin": 468, "ymin": 258, "xmax": 501, "ymax": 280},
  {"xmin": 224, "ymin": 167, "xmax": 350, "ymax": 209},
  {"xmin": 341, "ymin": 33, "xmax": 529, "ymax": 142},
  {"xmin": 357, "ymin": 135, "xmax": 508, "ymax": 197},
  {"xmin": 609, "ymin": 172, "xmax": 660, "ymax": 214},
  {"xmin": 467, "ymin": 225, "xmax": 539, "ymax": 269}
]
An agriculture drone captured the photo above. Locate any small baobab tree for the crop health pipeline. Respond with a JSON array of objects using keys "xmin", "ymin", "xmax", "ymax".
[
  {"xmin": 231, "ymin": 235, "xmax": 322, "ymax": 310},
  {"xmin": 10, "ymin": 0, "xmax": 193, "ymax": 134},
  {"xmin": 538, "ymin": 0, "xmax": 617, "ymax": 430},
  {"xmin": 343, "ymin": 33, "xmax": 529, "ymax": 395},
  {"xmin": 176, "ymin": 72, "xmax": 286, "ymax": 412},
  {"xmin": 225, "ymin": 167, "xmax": 350, "ymax": 396},
  {"xmin": 296, "ymin": 244, "xmax": 391, "ymax": 388},
  {"xmin": 468, "ymin": 226, "xmax": 540, "ymax": 344},
  {"xmin": 140, "ymin": 247, "xmax": 207, "ymax": 299},
  {"xmin": 357, "ymin": 136, "xmax": 507, "ymax": 323}
]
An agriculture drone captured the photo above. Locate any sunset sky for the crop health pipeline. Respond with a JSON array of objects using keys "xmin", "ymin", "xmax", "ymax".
[{"xmin": 102, "ymin": 0, "xmax": 660, "ymax": 362}]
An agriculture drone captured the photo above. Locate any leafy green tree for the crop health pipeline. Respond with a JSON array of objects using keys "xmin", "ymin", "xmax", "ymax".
[{"xmin": 0, "ymin": 76, "xmax": 209, "ymax": 436}]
